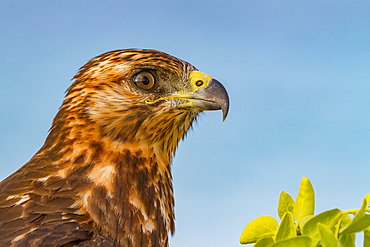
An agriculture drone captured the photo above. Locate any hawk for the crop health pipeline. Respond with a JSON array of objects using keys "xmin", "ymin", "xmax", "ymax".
[{"xmin": 0, "ymin": 49, "xmax": 229, "ymax": 247}]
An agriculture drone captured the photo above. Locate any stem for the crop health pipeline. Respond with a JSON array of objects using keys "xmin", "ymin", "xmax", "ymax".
[{"xmin": 342, "ymin": 209, "xmax": 370, "ymax": 215}]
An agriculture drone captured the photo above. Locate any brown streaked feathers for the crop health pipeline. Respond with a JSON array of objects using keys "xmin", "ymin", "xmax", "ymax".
[{"xmin": 0, "ymin": 49, "xmax": 229, "ymax": 247}]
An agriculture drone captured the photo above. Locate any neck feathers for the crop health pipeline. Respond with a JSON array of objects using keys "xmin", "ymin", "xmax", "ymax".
[
  {"xmin": 78, "ymin": 144, "xmax": 175, "ymax": 246},
  {"xmin": 32, "ymin": 102, "xmax": 182, "ymax": 246}
]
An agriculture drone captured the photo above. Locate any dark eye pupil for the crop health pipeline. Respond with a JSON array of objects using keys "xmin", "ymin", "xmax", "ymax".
[
  {"xmin": 141, "ymin": 76, "xmax": 150, "ymax": 85},
  {"xmin": 133, "ymin": 71, "xmax": 155, "ymax": 90}
]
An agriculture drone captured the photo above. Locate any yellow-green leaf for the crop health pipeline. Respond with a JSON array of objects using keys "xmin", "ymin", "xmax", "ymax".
[
  {"xmin": 240, "ymin": 216, "xmax": 279, "ymax": 244},
  {"xmin": 275, "ymin": 212, "xmax": 296, "ymax": 242},
  {"xmin": 318, "ymin": 223, "xmax": 340, "ymax": 247},
  {"xmin": 341, "ymin": 197, "xmax": 370, "ymax": 235},
  {"xmin": 364, "ymin": 229, "xmax": 370, "ymax": 246},
  {"xmin": 339, "ymin": 233, "xmax": 355, "ymax": 247},
  {"xmin": 271, "ymin": 236, "xmax": 312, "ymax": 247},
  {"xmin": 301, "ymin": 208, "xmax": 342, "ymax": 246},
  {"xmin": 343, "ymin": 215, "xmax": 370, "ymax": 235},
  {"xmin": 254, "ymin": 237, "xmax": 274, "ymax": 247},
  {"xmin": 300, "ymin": 215, "xmax": 314, "ymax": 230},
  {"xmin": 338, "ymin": 214, "xmax": 352, "ymax": 233},
  {"xmin": 293, "ymin": 177, "xmax": 315, "ymax": 226},
  {"xmin": 365, "ymin": 194, "xmax": 370, "ymax": 208},
  {"xmin": 278, "ymin": 191, "xmax": 295, "ymax": 220}
]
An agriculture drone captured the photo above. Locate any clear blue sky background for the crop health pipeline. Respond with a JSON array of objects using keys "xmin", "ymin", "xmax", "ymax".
[{"xmin": 0, "ymin": 1, "xmax": 369, "ymax": 246}]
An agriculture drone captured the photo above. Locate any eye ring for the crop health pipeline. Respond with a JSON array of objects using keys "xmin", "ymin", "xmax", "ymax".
[
  {"xmin": 195, "ymin": 80, "xmax": 204, "ymax": 87},
  {"xmin": 133, "ymin": 71, "xmax": 155, "ymax": 90}
]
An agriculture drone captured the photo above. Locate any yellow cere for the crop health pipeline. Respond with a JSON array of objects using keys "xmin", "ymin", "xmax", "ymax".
[{"xmin": 189, "ymin": 71, "xmax": 212, "ymax": 91}]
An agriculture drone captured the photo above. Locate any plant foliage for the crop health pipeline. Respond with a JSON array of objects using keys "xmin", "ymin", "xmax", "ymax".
[{"xmin": 240, "ymin": 177, "xmax": 370, "ymax": 246}]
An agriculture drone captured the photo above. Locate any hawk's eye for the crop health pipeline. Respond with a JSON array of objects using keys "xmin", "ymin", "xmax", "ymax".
[{"xmin": 133, "ymin": 71, "xmax": 155, "ymax": 90}]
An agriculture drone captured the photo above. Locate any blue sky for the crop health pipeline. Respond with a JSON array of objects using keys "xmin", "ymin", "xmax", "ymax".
[{"xmin": 0, "ymin": 1, "xmax": 369, "ymax": 246}]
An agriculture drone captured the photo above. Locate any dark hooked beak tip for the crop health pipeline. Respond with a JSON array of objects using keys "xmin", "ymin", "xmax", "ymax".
[{"xmin": 193, "ymin": 78, "xmax": 229, "ymax": 121}]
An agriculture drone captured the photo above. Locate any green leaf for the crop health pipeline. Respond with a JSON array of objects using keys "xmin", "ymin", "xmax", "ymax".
[
  {"xmin": 300, "ymin": 215, "xmax": 315, "ymax": 230},
  {"xmin": 365, "ymin": 194, "xmax": 370, "ymax": 208},
  {"xmin": 278, "ymin": 191, "xmax": 295, "ymax": 220},
  {"xmin": 271, "ymin": 236, "xmax": 312, "ymax": 247},
  {"xmin": 338, "ymin": 214, "xmax": 352, "ymax": 233},
  {"xmin": 364, "ymin": 229, "xmax": 370, "ymax": 247},
  {"xmin": 254, "ymin": 237, "xmax": 274, "ymax": 247},
  {"xmin": 318, "ymin": 223, "xmax": 340, "ymax": 247},
  {"xmin": 275, "ymin": 212, "xmax": 296, "ymax": 242},
  {"xmin": 341, "ymin": 215, "xmax": 370, "ymax": 235},
  {"xmin": 301, "ymin": 208, "xmax": 342, "ymax": 246},
  {"xmin": 240, "ymin": 216, "xmax": 279, "ymax": 244},
  {"xmin": 339, "ymin": 233, "xmax": 355, "ymax": 247},
  {"xmin": 341, "ymin": 197, "xmax": 370, "ymax": 235},
  {"xmin": 293, "ymin": 177, "xmax": 315, "ymax": 226}
]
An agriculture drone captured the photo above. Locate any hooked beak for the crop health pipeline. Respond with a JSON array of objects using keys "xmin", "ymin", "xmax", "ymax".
[{"xmin": 187, "ymin": 78, "xmax": 229, "ymax": 121}]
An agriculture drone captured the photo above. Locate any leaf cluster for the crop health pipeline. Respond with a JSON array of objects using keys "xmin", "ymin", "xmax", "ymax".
[{"xmin": 240, "ymin": 177, "xmax": 370, "ymax": 247}]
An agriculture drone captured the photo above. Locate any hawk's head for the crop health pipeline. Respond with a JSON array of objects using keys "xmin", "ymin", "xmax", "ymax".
[{"xmin": 53, "ymin": 49, "xmax": 229, "ymax": 158}]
